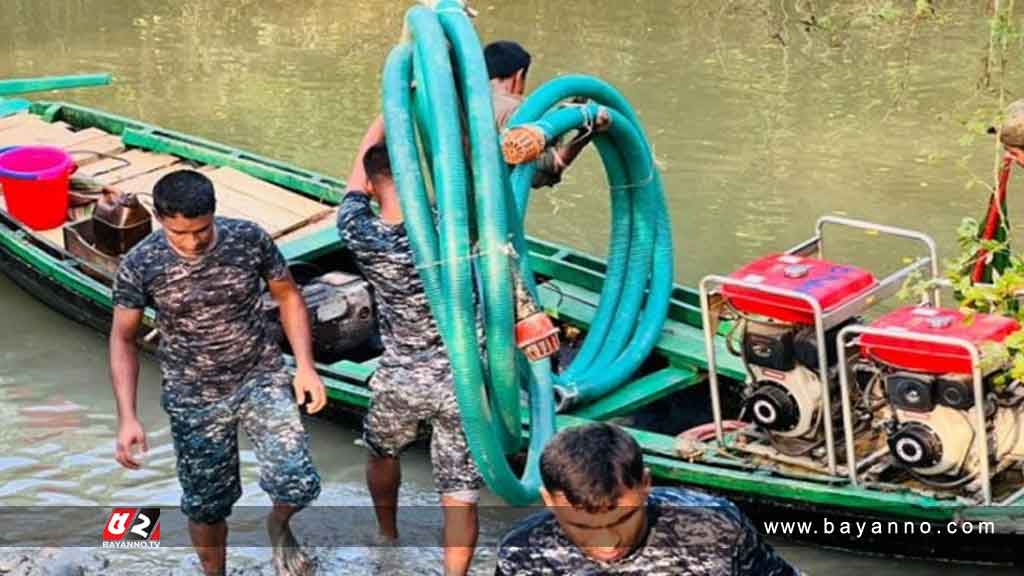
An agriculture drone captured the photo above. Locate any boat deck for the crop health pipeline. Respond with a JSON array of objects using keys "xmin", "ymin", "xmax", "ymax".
[{"xmin": 0, "ymin": 112, "xmax": 336, "ymax": 248}]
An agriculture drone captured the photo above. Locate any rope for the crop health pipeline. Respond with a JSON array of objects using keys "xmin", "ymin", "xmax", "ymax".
[{"xmin": 412, "ymin": 240, "xmax": 517, "ymax": 272}]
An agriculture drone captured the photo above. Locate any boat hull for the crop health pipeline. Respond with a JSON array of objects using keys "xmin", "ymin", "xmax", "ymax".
[{"xmin": 0, "ymin": 103, "xmax": 1021, "ymax": 566}]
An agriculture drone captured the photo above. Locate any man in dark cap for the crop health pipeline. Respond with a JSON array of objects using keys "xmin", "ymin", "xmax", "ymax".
[{"xmin": 485, "ymin": 40, "xmax": 608, "ymax": 188}]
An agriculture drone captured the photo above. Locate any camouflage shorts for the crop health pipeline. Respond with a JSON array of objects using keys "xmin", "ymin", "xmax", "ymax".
[
  {"xmin": 162, "ymin": 370, "xmax": 321, "ymax": 524},
  {"xmin": 363, "ymin": 364, "xmax": 483, "ymax": 496}
]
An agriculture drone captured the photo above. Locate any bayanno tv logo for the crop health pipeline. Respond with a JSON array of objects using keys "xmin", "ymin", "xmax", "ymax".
[{"xmin": 102, "ymin": 508, "xmax": 161, "ymax": 548}]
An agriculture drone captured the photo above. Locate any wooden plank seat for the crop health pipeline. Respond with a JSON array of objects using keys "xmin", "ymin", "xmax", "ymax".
[
  {"xmin": 0, "ymin": 119, "xmax": 79, "ymax": 148},
  {"xmin": 66, "ymin": 135, "xmax": 127, "ymax": 166},
  {"xmin": 200, "ymin": 167, "xmax": 335, "ymax": 239},
  {"xmin": 0, "ymin": 114, "xmax": 336, "ymax": 253}
]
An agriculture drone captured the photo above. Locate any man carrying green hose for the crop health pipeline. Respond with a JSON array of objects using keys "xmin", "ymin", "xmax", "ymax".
[
  {"xmin": 109, "ymin": 170, "xmax": 326, "ymax": 576},
  {"xmin": 338, "ymin": 116, "xmax": 558, "ymax": 575},
  {"xmin": 337, "ymin": 117, "xmax": 484, "ymax": 575},
  {"xmin": 486, "ymin": 40, "xmax": 607, "ymax": 187},
  {"xmin": 495, "ymin": 422, "xmax": 800, "ymax": 575}
]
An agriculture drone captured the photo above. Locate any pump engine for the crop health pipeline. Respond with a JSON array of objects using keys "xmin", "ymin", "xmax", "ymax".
[
  {"xmin": 739, "ymin": 319, "xmax": 857, "ymax": 439},
  {"xmin": 263, "ymin": 270, "xmax": 379, "ymax": 363},
  {"xmin": 721, "ymin": 253, "xmax": 877, "ymax": 448},
  {"xmin": 861, "ymin": 306, "xmax": 1024, "ymax": 482}
]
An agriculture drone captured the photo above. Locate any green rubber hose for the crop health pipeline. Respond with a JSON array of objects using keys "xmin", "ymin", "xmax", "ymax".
[
  {"xmin": 379, "ymin": 1, "xmax": 671, "ymax": 503},
  {"xmin": 383, "ymin": 3, "xmax": 549, "ymax": 504},
  {"xmin": 436, "ymin": 6, "xmax": 523, "ymax": 454},
  {"xmin": 506, "ymin": 78, "xmax": 673, "ymax": 408}
]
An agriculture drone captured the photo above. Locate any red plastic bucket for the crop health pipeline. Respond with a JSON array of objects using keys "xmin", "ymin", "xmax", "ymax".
[{"xmin": 0, "ymin": 146, "xmax": 77, "ymax": 230}]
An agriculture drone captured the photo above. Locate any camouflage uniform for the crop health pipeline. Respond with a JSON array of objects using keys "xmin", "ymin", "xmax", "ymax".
[
  {"xmin": 337, "ymin": 193, "xmax": 483, "ymax": 496},
  {"xmin": 338, "ymin": 192, "xmax": 540, "ymax": 497},
  {"xmin": 495, "ymin": 488, "xmax": 801, "ymax": 576},
  {"xmin": 113, "ymin": 217, "xmax": 321, "ymax": 523}
]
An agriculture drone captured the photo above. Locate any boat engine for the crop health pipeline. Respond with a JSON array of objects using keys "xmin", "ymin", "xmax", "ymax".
[
  {"xmin": 263, "ymin": 270, "xmax": 379, "ymax": 363},
  {"xmin": 862, "ymin": 306, "xmax": 1024, "ymax": 481},
  {"xmin": 722, "ymin": 254, "xmax": 877, "ymax": 447}
]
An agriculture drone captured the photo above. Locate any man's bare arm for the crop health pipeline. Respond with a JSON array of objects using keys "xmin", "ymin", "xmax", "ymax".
[
  {"xmin": 110, "ymin": 307, "xmax": 143, "ymax": 421},
  {"xmin": 348, "ymin": 114, "xmax": 386, "ymax": 191},
  {"xmin": 110, "ymin": 306, "xmax": 147, "ymax": 469},
  {"xmin": 268, "ymin": 274, "xmax": 327, "ymax": 413},
  {"xmin": 552, "ymin": 107, "xmax": 612, "ymax": 175}
]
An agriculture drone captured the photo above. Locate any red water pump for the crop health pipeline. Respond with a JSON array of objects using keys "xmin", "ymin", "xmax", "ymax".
[
  {"xmin": 702, "ymin": 216, "xmax": 943, "ymax": 475},
  {"xmin": 861, "ymin": 306, "xmax": 1024, "ymax": 480},
  {"xmin": 721, "ymin": 253, "xmax": 876, "ymax": 444}
]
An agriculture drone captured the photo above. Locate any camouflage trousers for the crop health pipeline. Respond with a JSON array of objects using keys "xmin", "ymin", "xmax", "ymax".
[
  {"xmin": 363, "ymin": 361, "xmax": 484, "ymax": 497},
  {"xmin": 162, "ymin": 370, "xmax": 321, "ymax": 524}
]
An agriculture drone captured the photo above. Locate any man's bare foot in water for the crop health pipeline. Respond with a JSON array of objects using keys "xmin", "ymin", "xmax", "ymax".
[{"xmin": 268, "ymin": 515, "xmax": 313, "ymax": 576}]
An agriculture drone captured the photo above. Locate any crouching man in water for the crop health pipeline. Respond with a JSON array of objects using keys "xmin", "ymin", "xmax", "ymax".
[
  {"xmin": 496, "ymin": 422, "xmax": 800, "ymax": 575},
  {"xmin": 109, "ymin": 170, "xmax": 327, "ymax": 575}
]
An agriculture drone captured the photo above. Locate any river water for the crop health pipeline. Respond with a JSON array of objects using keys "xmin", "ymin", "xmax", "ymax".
[{"xmin": 1, "ymin": 0, "xmax": 1022, "ymax": 573}]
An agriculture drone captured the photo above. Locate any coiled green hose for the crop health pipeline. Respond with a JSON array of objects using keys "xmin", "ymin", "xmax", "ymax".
[
  {"xmin": 380, "ymin": 0, "xmax": 670, "ymax": 503},
  {"xmin": 506, "ymin": 81, "xmax": 673, "ymax": 408}
]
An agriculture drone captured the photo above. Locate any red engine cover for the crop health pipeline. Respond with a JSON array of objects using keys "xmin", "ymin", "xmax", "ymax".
[
  {"xmin": 862, "ymin": 306, "xmax": 1020, "ymax": 374},
  {"xmin": 721, "ymin": 254, "xmax": 877, "ymax": 324}
]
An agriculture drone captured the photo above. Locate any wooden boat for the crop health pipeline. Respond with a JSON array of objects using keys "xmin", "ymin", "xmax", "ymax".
[{"xmin": 0, "ymin": 88, "xmax": 1021, "ymax": 565}]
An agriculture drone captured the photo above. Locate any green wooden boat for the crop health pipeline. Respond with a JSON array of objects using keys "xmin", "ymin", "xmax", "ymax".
[{"xmin": 0, "ymin": 91, "xmax": 1021, "ymax": 565}]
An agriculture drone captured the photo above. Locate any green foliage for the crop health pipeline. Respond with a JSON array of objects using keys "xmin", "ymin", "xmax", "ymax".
[
  {"xmin": 990, "ymin": 3, "xmax": 1020, "ymax": 47},
  {"xmin": 816, "ymin": 14, "xmax": 836, "ymax": 34},
  {"xmin": 875, "ymin": 3, "xmax": 903, "ymax": 22},
  {"xmin": 849, "ymin": 2, "xmax": 903, "ymax": 27},
  {"xmin": 900, "ymin": 214, "xmax": 1024, "ymax": 389},
  {"xmin": 849, "ymin": 0, "xmax": 1024, "ymax": 389}
]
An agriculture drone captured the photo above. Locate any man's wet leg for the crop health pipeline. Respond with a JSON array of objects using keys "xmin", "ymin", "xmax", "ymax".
[
  {"xmin": 441, "ymin": 495, "xmax": 478, "ymax": 576},
  {"xmin": 188, "ymin": 519, "xmax": 227, "ymax": 575},
  {"xmin": 367, "ymin": 453, "xmax": 401, "ymax": 541},
  {"xmin": 268, "ymin": 502, "xmax": 312, "ymax": 575}
]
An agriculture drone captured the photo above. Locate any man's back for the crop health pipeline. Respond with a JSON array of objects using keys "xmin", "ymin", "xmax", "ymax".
[
  {"xmin": 496, "ymin": 488, "xmax": 798, "ymax": 576},
  {"xmin": 336, "ymin": 194, "xmax": 446, "ymax": 366}
]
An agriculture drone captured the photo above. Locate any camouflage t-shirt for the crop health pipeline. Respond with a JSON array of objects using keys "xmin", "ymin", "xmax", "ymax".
[
  {"xmin": 337, "ymin": 193, "xmax": 545, "ymax": 390},
  {"xmin": 495, "ymin": 488, "xmax": 801, "ymax": 576},
  {"xmin": 336, "ymin": 193, "xmax": 450, "ymax": 382},
  {"xmin": 113, "ymin": 217, "xmax": 288, "ymax": 387}
]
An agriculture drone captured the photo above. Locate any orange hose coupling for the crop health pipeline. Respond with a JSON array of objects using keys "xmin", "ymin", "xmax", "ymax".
[
  {"xmin": 501, "ymin": 125, "xmax": 546, "ymax": 165},
  {"xmin": 515, "ymin": 312, "xmax": 561, "ymax": 361}
]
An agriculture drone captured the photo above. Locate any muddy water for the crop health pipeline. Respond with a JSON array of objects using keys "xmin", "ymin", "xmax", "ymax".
[{"xmin": 2, "ymin": 0, "xmax": 1023, "ymax": 573}]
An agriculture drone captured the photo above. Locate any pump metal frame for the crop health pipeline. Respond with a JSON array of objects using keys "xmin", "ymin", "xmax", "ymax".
[
  {"xmin": 699, "ymin": 216, "xmax": 939, "ymax": 476},
  {"xmin": 836, "ymin": 325, "xmax": 993, "ymax": 504}
]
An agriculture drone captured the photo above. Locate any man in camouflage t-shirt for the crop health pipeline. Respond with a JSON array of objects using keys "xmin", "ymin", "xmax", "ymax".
[
  {"xmin": 337, "ymin": 116, "xmax": 556, "ymax": 576},
  {"xmin": 110, "ymin": 170, "xmax": 326, "ymax": 576},
  {"xmin": 496, "ymin": 422, "xmax": 801, "ymax": 576},
  {"xmin": 337, "ymin": 117, "xmax": 483, "ymax": 576}
]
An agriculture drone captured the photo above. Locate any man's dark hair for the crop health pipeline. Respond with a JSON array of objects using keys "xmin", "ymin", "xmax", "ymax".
[
  {"xmin": 363, "ymin": 141, "xmax": 392, "ymax": 182},
  {"xmin": 484, "ymin": 41, "xmax": 531, "ymax": 80},
  {"xmin": 540, "ymin": 422, "xmax": 645, "ymax": 513},
  {"xmin": 152, "ymin": 170, "xmax": 216, "ymax": 218}
]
